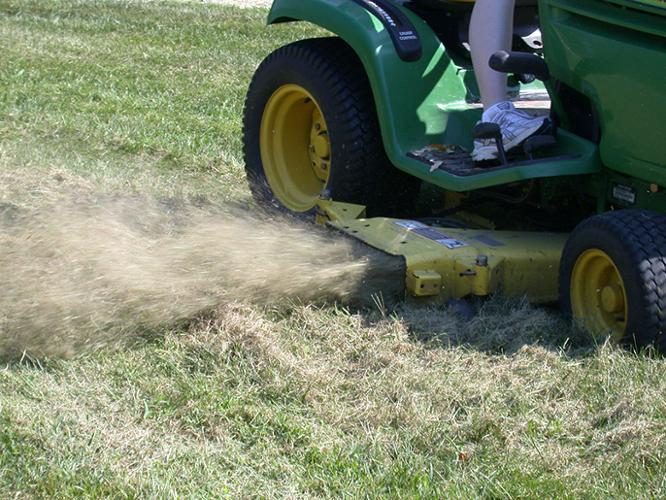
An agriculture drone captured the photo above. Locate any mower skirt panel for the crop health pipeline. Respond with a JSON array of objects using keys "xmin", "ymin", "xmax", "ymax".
[{"xmin": 319, "ymin": 201, "xmax": 565, "ymax": 303}]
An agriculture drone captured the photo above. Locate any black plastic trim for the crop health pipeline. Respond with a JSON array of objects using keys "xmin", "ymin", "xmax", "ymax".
[
  {"xmin": 489, "ymin": 50, "xmax": 550, "ymax": 81},
  {"xmin": 351, "ymin": 0, "xmax": 422, "ymax": 62}
]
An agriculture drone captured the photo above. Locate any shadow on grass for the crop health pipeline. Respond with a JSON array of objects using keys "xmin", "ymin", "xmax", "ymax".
[{"xmin": 373, "ymin": 295, "xmax": 602, "ymax": 359}]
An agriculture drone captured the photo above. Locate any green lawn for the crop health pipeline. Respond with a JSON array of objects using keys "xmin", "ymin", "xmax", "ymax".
[{"xmin": 1, "ymin": 0, "xmax": 665, "ymax": 497}]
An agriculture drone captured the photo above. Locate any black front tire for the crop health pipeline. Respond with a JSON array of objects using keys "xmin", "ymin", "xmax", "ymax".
[{"xmin": 242, "ymin": 37, "xmax": 420, "ymax": 217}]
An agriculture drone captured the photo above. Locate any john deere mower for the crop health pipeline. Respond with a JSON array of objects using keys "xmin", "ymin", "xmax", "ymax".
[{"xmin": 242, "ymin": 0, "xmax": 666, "ymax": 350}]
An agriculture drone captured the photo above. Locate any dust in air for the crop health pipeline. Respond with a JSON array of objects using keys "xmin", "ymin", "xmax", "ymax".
[{"xmin": 0, "ymin": 192, "xmax": 402, "ymax": 359}]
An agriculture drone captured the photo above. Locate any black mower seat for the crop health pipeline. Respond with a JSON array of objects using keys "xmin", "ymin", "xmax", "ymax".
[
  {"xmin": 409, "ymin": 0, "xmax": 542, "ymax": 54},
  {"xmin": 412, "ymin": 0, "xmax": 538, "ymax": 8}
]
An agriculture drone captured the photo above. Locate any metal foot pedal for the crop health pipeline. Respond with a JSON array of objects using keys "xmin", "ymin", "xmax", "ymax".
[{"xmin": 472, "ymin": 122, "xmax": 509, "ymax": 166}]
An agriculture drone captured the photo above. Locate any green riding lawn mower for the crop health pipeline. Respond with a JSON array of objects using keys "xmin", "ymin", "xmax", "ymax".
[{"xmin": 242, "ymin": 0, "xmax": 666, "ymax": 350}]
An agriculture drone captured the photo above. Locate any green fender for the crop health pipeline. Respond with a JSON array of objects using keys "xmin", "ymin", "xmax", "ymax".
[
  {"xmin": 267, "ymin": 0, "xmax": 600, "ymax": 192},
  {"xmin": 268, "ymin": 0, "xmax": 469, "ymax": 176}
]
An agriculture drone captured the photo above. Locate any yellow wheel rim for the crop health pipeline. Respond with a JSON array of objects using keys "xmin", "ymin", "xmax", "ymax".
[
  {"xmin": 570, "ymin": 249, "xmax": 628, "ymax": 341},
  {"xmin": 259, "ymin": 84, "xmax": 331, "ymax": 212}
]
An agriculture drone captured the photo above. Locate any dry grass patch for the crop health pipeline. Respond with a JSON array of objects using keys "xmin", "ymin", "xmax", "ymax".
[{"xmin": 1, "ymin": 0, "xmax": 665, "ymax": 497}]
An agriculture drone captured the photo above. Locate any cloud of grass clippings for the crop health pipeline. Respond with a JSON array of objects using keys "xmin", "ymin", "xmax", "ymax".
[{"xmin": 0, "ymin": 194, "xmax": 403, "ymax": 360}]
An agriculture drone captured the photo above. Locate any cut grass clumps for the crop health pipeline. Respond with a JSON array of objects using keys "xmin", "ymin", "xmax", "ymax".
[
  {"xmin": 1, "ymin": 0, "xmax": 666, "ymax": 497},
  {"xmin": 2, "ymin": 304, "xmax": 665, "ymax": 497}
]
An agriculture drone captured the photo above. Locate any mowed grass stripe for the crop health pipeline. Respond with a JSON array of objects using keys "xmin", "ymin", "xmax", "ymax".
[
  {"xmin": 1, "ymin": 0, "xmax": 320, "ymax": 171},
  {"xmin": 1, "ymin": 0, "xmax": 665, "ymax": 498}
]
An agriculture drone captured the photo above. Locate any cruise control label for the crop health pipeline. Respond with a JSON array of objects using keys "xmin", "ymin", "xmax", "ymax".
[{"xmin": 394, "ymin": 221, "xmax": 468, "ymax": 249}]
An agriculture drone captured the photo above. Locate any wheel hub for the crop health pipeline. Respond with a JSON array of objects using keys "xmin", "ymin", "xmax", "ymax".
[
  {"xmin": 570, "ymin": 249, "xmax": 628, "ymax": 340},
  {"xmin": 600, "ymin": 284, "xmax": 625, "ymax": 314},
  {"xmin": 259, "ymin": 84, "xmax": 332, "ymax": 212},
  {"xmin": 309, "ymin": 109, "xmax": 330, "ymax": 182}
]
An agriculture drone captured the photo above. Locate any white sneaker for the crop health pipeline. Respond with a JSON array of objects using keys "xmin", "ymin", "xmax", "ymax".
[{"xmin": 472, "ymin": 101, "xmax": 549, "ymax": 162}]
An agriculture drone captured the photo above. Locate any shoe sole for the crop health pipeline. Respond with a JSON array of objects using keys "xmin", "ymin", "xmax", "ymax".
[{"xmin": 472, "ymin": 119, "xmax": 550, "ymax": 162}]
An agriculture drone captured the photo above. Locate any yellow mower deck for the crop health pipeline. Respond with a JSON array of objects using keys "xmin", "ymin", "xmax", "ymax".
[{"xmin": 317, "ymin": 200, "xmax": 566, "ymax": 303}]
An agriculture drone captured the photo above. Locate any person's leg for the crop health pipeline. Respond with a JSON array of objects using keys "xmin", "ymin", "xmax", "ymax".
[
  {"xmin": 469, "ymin": 0, "xmax": 548, "ymax": 161},
  {"xmin": 469, "ymin": 0, "xmax": 516, "ymax": 109}
]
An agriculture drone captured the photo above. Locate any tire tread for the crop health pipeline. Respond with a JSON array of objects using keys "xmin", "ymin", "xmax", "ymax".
[
  {"xmin": 242, "ymin": 37, "xmax": 420, "ymax": 216},
  {"xmin": 560, "ymin": 209, "xmax": 666, "ymax": 350}
]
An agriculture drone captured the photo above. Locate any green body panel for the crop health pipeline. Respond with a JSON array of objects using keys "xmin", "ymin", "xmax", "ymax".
[
  {"xmin": 267, "ymin": 0, "xmax": 599, "ymax": 192},
  {"xmin": 540, "ymin": 0, "xmax": 666, "ymax": 188}
]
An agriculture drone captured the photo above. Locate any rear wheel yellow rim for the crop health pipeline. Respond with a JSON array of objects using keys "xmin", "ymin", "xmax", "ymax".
[
  {"xmin": 570, "ymin": 249, "xmax": 628, "ymax": 341},
  {"xmin": 259, "ymin": 84, "xmax": 331, "ymax": 212}
]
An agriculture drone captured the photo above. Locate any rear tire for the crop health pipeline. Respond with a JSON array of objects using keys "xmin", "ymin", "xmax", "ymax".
[
  {"xmin": 242, "ymin": 37, "xmax": 420, "ymax": 217},
  {"xmin": 559, "ymin": 210, "xmax": 666, "ymax": 351}
]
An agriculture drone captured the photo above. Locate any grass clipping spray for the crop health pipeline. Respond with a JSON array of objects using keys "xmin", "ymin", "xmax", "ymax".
[{"xmin": 0, "ymin": 195, "xmax": 402, "ymax": 359}]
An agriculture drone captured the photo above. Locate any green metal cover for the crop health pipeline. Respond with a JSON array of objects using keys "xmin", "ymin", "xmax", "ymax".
[{"xmin": 540, "ymin": 0, "xmax": 666, "ymax": 186}]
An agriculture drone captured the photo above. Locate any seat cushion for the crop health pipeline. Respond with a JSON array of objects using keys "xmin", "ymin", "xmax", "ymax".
[{"xmin": 412, "ymin": 0, "xmax": 538, "ymax": 8}]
